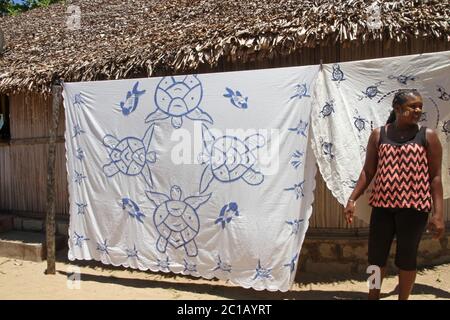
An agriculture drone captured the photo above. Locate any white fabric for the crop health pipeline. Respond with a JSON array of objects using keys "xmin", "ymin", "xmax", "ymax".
[
  {"xmin": 63, "ymin": 66, "xmax": 319, "ymax": 292},
  {"xmin": 311, "ymin": 51, "xmax": 450, "ymax": 223}
]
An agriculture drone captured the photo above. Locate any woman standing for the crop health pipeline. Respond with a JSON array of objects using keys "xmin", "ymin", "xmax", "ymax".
[{"xmin": 344, "ymin": 89, "xmax": 445, "ymax": 300}]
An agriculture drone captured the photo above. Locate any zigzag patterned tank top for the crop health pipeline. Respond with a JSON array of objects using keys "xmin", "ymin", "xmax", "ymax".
[{"xmin": 369, "ymin": 125, "xmax": 432, "ymax": 212}]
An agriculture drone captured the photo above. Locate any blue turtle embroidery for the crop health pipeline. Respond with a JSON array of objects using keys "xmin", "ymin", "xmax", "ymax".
[
  {"xmin": 437, "ymin": 86, "xmax": 450, "ymax": 101},
  {"xmin": 223, "ymin": 87, "xmax": 248, "ymax": 109},
  {"xmin": 73, "ymin": 231, "xmax": 89, "ymax": 247},
  {"xmin": 388, "ymin": 74, "xmax": 416, "ymax": 85},
  {"xmin": 74, "ymin": 170, "xmax": 86, "ymax": 185},
  {"xmin": 125, "ymin": 244, "xmax": 139, "ymax": 259},
  {"xmin": 73, "ymin": 93, "xmax": 86, "ymax": 108},
  {"xmin": 358, "ymin": 81, "xmax": 383, "ymax": 100},
  {"xmin": 76, "ymin": 202, "xmax": 87, "ymax": 215},
  {"xmin": 198, "ymin": 124, "xmax": 265, "ymax": 193},
  {"xmin": 96, "ymin": 239, "xmax": 109, "ymax": 255},
  {"xmin": 331, "ymin": 64, "xmax": 345, "ymax": 84},
  {"xmin": 442, "ymin": 120, "xmax": 450, "ymax": 139},
  {"xmin": 252, "ymin": 260, "xmax": 273, "ymax": 280},
  {"xmin": 320, "ymin": 100, "xmax": 335, "ymax": 118},
  {"xmin": 145, "ymin": 75, "xmax": 213, "ymax": 129},
  {"xmin": 320, "ymin": 138, "xmax": 335, "ymax": 160},
  {"xmin": 284, "ymin": 253, "xmax": 298, "ymax": 273},
  {"xmin": 215, "ymin": 202, "xmax": 239, "ymax": 229},
  {"xmin": 146, "ymin": 185, "xmax": 211, "ymax": 257},
  {"xmin": 284, "ymin": 180, "xmax": 305, "ymax": 200},
  {"xmin": 288, "ymin": 120, "xmax": 309, "ymax": 137},
  {"xmin": 102, "ymin": 124, "xmax": 157, "ymax": 188},
  {"xmin": 183, "ymin": 259, "xmax": 197, "ymax": 274},
  {"xmin": 75, "ymin": 147, "xmax": 84, "ymax": 161},
  {"xmin": 286, "ymin": 219, "xmax": 304, "ymax": 235},
  {"xmin": 117, "ymin": 81, "xmax": 146, "ymax": 116},
  {"xmin": 121, "ymin": 198, "xmax": 145, "ymax": 223},
  {"xmin": 72, "ymin": 124, "xmax": 85, "ymax": 138},
  {"xmin": 157, "ymin": 256, "xmax": 171, "ymax": 271},
  {"xmin": 213, "ymin": 255, "xmax": 232, "ymax": 272},
  {"xmin": 353, "ymin": 114, "xmax": 369, "ymax": 132},
  {"xmin": 290, "ymin": 83, "xmax": 310, "ymax": 100}
]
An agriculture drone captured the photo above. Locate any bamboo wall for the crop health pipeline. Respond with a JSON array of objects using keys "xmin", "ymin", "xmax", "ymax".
[{"xmin": 0, "ymin": 37, "xmax": 449, "ymax": 230}]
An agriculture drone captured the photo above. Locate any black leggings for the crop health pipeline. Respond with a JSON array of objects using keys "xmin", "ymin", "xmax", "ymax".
[{"xmin": 368, "ymin": 207, "xmax": 429, "ymax": 271}]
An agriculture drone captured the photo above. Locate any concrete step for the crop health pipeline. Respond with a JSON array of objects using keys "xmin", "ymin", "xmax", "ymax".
[
  {"xmin": 0, "ymin": 231, "xmax": 67, "ymax": 262},
  {"xmin": 0, "ymin": 215, "xmax": 13, "ymax": 233}
]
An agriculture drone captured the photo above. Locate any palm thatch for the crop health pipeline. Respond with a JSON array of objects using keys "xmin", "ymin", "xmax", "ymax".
[{"xmin": 0, "ymin": 0, "xmax": 448, "ymax": 95}]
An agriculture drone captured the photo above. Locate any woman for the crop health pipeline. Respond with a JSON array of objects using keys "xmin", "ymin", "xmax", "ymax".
[{"xmin": 344, "ymin": 89, "xmax": 445, "ymax": 300}]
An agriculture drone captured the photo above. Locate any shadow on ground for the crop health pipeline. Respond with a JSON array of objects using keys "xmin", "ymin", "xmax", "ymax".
[{"xmin": 55, "ymin": 250, "xmax": 450, "ymax": 300}]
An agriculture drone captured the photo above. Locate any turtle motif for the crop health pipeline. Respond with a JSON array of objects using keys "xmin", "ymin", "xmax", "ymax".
[
  {"xmin": 443, "ymin": 120, "xmax": 450, "ymax": 139},
  {"xmin": 320, "ymin": 100, "xmax": 335, "ymax": 118},
  {"xmin": 252, "ymin": 260, "xmax": 273, "ymax": 280},
  {"xmin": 102, "ymin": 124, "xmax": 157, "ymax": 188},
  {"xmin": 320, "ymin": 138, "xmax": 335, "ymax": 160},
  {"xmin": 96, "ymin": 239, "xmax": 109, "ymax": 255},
  {"xmin": 146, "ymin": 185, "xmax": 211, "ymax": 257},
  {"xmin": 331, "ymin": 64, "xmax": 345, "ymax": 83},
  {"xmin": 358, "ymin": 81, "xmax": 383, "ymax": 100},
  {"xmin": 145, "ymin": 75, "xmax": 213, "ymax": 129},
  {"xmin": 354, "ymin": 115, "xmax": 369, "ymax": 132},
  {"xmin": 290, "ymin": 83, "xmax": 311, "ymax": 100},
  {"xmin": 198, "ymin": 124, "xmax": 266, "ymax": 193},
  {"xmin": 283, "ymin": 253, "xmax": 298, "ymax": 274},
  {"xmin": 73, "ymin": 93, "xmax": 86, "ymax": 108},
  {"xmin": 437, "ymin": 86, "xmax": 450, "ymax": 101},
  {"xmin": 288, "ymin": 119, "xmax": 309, "ymax": 137},
  {"xmin": 284, "ymin": 180, "xmax": 305, "ymax": 200},
  {"xmin": 388, "ymin": 74, "xmax": 416, "ymax": 85},
  {"xmin": 213, "ymin": 255, "xmax": 232, "ymax": 272}
]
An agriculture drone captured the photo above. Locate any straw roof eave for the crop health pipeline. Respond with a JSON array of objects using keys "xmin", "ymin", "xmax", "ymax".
[{"xmin": 0, "ymin": 0, "xmax": 448, "ymax": 95}]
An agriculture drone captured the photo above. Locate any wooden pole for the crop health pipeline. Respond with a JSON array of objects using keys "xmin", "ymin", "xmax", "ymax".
[{"xmin": 45, "ymin": 83, "xmax": 62, "ymax": 275}]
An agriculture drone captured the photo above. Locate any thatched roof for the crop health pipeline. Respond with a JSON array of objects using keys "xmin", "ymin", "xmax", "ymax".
[{"xmin": 0, "ymin": 0, "xmax": 448, "ymax": 94}]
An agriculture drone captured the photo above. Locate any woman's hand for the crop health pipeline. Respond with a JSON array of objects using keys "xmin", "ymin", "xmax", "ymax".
[
  {"xmin": 427, "ymin": 215, "xmax": 445, "ymax": 240},
  {"xmin": 344, "ymin": 200, "xmax": 356, "ymax": 224}
]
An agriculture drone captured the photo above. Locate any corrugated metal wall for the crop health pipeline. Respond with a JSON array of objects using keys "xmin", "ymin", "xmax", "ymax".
[{"xmin": 0, "ymin": 38, "xmax": 449, "ymax": 229}]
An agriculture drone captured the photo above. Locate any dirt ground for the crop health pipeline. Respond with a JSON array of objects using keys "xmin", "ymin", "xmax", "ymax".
[{"xmin": 0, "ymin": 253, "xmax": 449, "ymax": 300}]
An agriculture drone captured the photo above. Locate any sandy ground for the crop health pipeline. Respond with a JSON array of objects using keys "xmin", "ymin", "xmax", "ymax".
[{"xmin": 0, "ymin": 253, "xmax": 449, "ymax": 300}]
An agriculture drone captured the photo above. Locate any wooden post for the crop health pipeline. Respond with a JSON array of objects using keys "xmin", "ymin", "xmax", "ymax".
[{"xmin": 45, "ymin": 84, "xmax": 62, "ymax": 275}]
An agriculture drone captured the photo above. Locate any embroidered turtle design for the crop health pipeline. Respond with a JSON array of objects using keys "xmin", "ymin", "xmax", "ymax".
[
  {"xmin": 102, "ymin": 124, "xmax": 157, "ymax": 188},
  {"xmin": 354, "ymin": 115, "xmax": 369, "ymax": 132},
  {"xmin": 331, "ymin": 64, "xmax": 345, "ymax": 83},
  {"xmin": 290, "ymin": 83, "xmax": 311, "ymax": 99},
  {"xmin": 442, "ymin": 120, "xmax": 450, "ymax": 139},
  {"xmin": 320, "ymin": 100, "xmax": 335, "ymax": 117},
  {"xmin": 358, "ymin": 81, "xmax": 383, "ymax": 100},
  {"xmin": 145, "ymin": 75, "xmax": 213, "ymax": 129},
  {"xmin": 320, "ymin": 138, "xmax": 335, "ymax": 160},
  {"xmin": 146, "ymin": 185, "xmax": 211, "ymax": 257},
  {"xmin": 198, "ymin": 124, "xmax": 265, "ymax": 193},
  {"xmin": 437, "ymin": 86, "xmax": 450, "ymax": 101},
  {"xmin": 388, "ymin": 74, "xmax": 416, "ymax": 85}
]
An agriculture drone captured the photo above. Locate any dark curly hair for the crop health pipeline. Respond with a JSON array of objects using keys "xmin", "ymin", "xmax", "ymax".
[{"xmin": 386, "ymin": 89, "xmax": 421, "ymax": 124}]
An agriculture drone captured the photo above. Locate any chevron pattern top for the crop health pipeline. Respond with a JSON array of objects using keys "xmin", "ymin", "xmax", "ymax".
[{"xmin": 369, "ymin": 125, "xmax": 432, "ymax": 212}]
